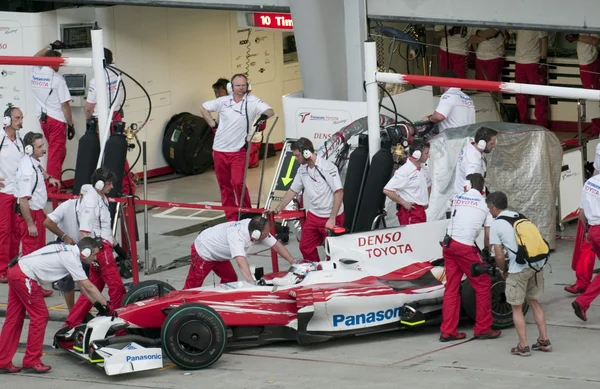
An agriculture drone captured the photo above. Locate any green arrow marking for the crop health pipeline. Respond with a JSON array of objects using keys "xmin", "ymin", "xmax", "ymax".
[{"xmin": 281, "ymin": 155, "xmax": 296, "ymax": 186}]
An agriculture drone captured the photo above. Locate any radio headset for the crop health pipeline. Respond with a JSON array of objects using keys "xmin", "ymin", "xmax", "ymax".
[
  {"xmin": 295, "ymin": 138, "xmax": 336, "ymax": 193},
  {"xmin": 1, "ymin": 104, "xmax": 24, "ymax": 155},
  {"xmin": 227, "ymin": 74, "xmax": 253, "ymax": 149},
  {"xmin": 410, "ymin": 138, "xmax": 426, "ymax": 160},
  {"xmin": 476, "ymin": 139, "xmax": 487, "ymax": 151},
  {"xmin": 250, "ymin": 216, "xmax": 268, "ymax": 240}
]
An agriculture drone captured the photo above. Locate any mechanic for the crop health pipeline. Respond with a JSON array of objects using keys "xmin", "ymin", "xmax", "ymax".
[
  {"xmin": 212, "ymin": 78, "xmax": 229, "ymax": 98},
  {"xmin": 439, "ymin": 173, "xmax": 501, "ymax": 342},
  {"xmin": 468, "ymin": 28, "xmax": 506, "ymax": 81},
  {"xmin": 514, "ymin": 30, "xmax": 549, "ymax": 128},
  {"xmin": 268, "ymin": 138, "xmax": 344, "ymax": 262},
  {"xmin": 383, "ymin": 138, "xmax": 431, "ymax": 226},
  {"xmin": 32, "ymin": 41, "xmax": 75, "ymax": 192},
  {"xmin": 184, "ymin": 214, "xmax": 297, "ymax": 288},
  {"xmin": 487, "ymin": 191, "xmax": 551, "ymax": 356},
  {"xmin": 434, "ymin": 26, "xmax": 471, "ymax": 78},
  {"xmin": 0, "ymin": 237, "xmax": 107, "ymax": 374},
  {"xmin": 63, "ymin": 168, "xmax": 127, "ymax": 329},
  {"xmin": 200, "ymin": 74, "xmax": 274, "ymax": 222},
  {"xmin": 422, "ymin": 70, "xmax": 476, "ymax": 133},
  {"xmin": 453, "ymin": 127, "xmax": 498, "ymax": 196},
  {"xmin": 0, "ymin": 105, "xmax": 25, "ymax": 283}
]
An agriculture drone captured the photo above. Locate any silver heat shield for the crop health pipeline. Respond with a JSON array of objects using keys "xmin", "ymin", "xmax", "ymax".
[{"xmin": 426, "ymin": 121, "xmax": 563, "ymax": 249}]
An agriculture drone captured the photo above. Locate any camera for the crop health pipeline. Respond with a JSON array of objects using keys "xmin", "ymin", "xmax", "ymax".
[{"xmin": 470, "ymin": 247, "xmax": 496, "ymax": 277}]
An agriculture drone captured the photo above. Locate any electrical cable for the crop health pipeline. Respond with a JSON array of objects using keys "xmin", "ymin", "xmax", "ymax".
[
  {"xmin": 106, "ymin": 64, "xmax": 151, "ymax": 132},
  {"xmin": 60, "ymin": 168, "xmax": 76, "ymax": 188}
]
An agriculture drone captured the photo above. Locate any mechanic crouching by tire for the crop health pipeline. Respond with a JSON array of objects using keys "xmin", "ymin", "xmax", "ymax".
[
  {"xmin": 440, "ymin": 173, "xmax": 501, "ymax": 342},
  {"xmin": 63, "ymin": 168, "xmax": 127, "ymax": 329},
  {"xmin": 0, "ymin": 237, "xmax": 108, "ymax": 374},
  {"xmin": 184, "ymin": 215, "xmax": 298, "ymax": 288}
]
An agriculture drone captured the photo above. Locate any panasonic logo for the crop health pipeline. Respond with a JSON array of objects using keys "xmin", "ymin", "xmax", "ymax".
[
  {"xmin": 126, "ymin": 354, "xmax": 162, "ymax": 362},
  {"xmin": 333, "ymin": 307, "xmax": 401, "ymax": 327}
]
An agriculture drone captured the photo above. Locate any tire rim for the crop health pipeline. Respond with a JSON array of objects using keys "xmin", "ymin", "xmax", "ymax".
[
  {"xmin": 176, "ymin": 320, "xmax": 213, "ymax": 355},
  {"xmin": 490, "ymin": 280, "xmax": 512, "ymax": 317}
]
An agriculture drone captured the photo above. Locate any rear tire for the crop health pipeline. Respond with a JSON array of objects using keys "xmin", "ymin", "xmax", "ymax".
[{"xmin": 121, "ymin": 280, "xmax": 176, "ymax": 307}]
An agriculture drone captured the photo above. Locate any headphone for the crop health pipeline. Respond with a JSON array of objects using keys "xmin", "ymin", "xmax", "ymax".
[
  {"xmin": 410, "ymin": 139, "xmax": 426, "ymax": 160},
  {"xmin": 227, "ymin": 74, "xmax": 252, "ymax": 95},
  {"xmin": 24, "ymin": 144, "xmax": 33, "ymax": 156},
  {"xmin": 250, "ymin": 216, "xmax": 268, "ymax": 240},
  {"xmin": 476, "ymin": 139, "xmax": 487, "ymax": 151},
  {"xmin": 463, "ymin": 179, "xmax": 472, "ymax": 192},
  {"xmin": 79, "ymin": 236, "xmax": 103, "ymax": 259},
  {"xmin": 296, "ymin": 139, "xmax": 313, "ymax": 160},
  {"xmin": 93, "ymin": 168, "xmax": 113, "ymax": 191},
  {"xmin": 3, "ymin": 104, "xmax": 15, "ymax": 127}
]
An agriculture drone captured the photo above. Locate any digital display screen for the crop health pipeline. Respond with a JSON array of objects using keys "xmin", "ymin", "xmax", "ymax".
[
  {"xmin": 61, "ymin": 24, "xmax": 93, "ymax": 49},
  {"xmin": 252, "ymin": 13, "xmax": 294, "ymax": 30},
  {"xmin": 64, "ymin": 74, "xmax": 86, "ymax": 89}
]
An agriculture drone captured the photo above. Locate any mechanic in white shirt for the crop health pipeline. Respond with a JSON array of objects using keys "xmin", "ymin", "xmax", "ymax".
[
  {"xmin": 0, "ymin": 237, "xmax": 107, "ymax": 374},
  {"xmin": 434, "ymin": 26, "xmax": 470, "ymax": 78},
  {"xmin": 0, "ymin": 105, "xmax": 25, "ymax": 283},
  {"xmin": 422, "ymin": 70, "xmax": 476, "ymax": 133},
  {"xmin": 469, "ymin": 28, "xmax": 506, "ymax": 81},
  {"xmin": 440, "ymin": 173, "xmax": 501, "ymax": 342},
  {"xmin": 32, "ymin": 43, "xmax": 75, "ymax": 192},
  {"xmin": 453, "ymin": 127, "xmax": 498, "ymax": 196},
  {"xmin": 514, "ymin": 30, "xmax": 549, "ymax": 128},
  {"xmin": 383, "ymin": 138, "xmax": 432, "ymax": 225},
  {"xmin": 269, "ymin": 138, "xmax": 345, "ymax": 262},
  {"xmin": 184, "ymin": 215, "xmax": 297, "ymax": 289},
  {"xmin": 200, "ymin": 74, "xmax": 274, "ymax": 222},
  {"xmin": 64, "ymin": 168, "xmax": 126, "ymax": 329}
]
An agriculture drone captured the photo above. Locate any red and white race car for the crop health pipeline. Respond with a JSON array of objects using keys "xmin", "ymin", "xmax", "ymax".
[{"xmin": 54, "ymin": 219, "xmax": 518, "ymax": 375}]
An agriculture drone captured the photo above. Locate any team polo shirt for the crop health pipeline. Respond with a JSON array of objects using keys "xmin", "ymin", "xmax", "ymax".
[
  {"xmin": 448, "ymin": 189, "xmax": 493, "ymax": 246},
  {"xmin": 472, "ymin": 29, "xmax": 505, "ymax": 60},
  {"xmin": 30, "ymin": 66, "xmax": 72, "ymax": 122},
  {"xmin": 48, "ymin": 198, "xmax": 82, "ymax": 244},
  {"xmin": 15, "ymin": 155, "xmax": 46, "ymax": 211},
  {"xmin": 435, "ymin": 25, "xmax": 470, "ymax": 56},
  {"xmin": 0, "ymin": 129, "xmax": 24, "ymax": 196},
  {"xmin": 195, "ymin": 219, "xmax": 277, "ymax": 262},
  {"xmin": 384, "ymin": 160, "xmax": 431, "ymax": 206},
  {"xmin": 202, "ymin": 94, "xmax": 271, "ymax": 152},
  {"xmin": 435, "ymin": 88, "xmax": 476, "ymax": 132},
  {"xmin": 290, "ymin": 155, "xmax": 344, "ymax": 218},
  {"xmin": 78, "ymin": 186, "xmax": 113, "ymax": 244},
  {"xmin": 581, "ymin": 175, "xmax": 600, "ymax": 226},
  {"xmin": 87, "ymin": 68, "xmax": 124, "ymax": 117},
  {"xmin": 18, "ymin": 243, "xmax": 88, "ymax": 284},
  {"xmin": 577, "ymin": 34, "xmax": 600, "ymax": 66},
  {"xmin": 515, "ymin": 30, "xmax": 549, "ymax": 64},
  {"xmin": 454, "ymin": 142, "xmax": 485, "ymax": 195}
]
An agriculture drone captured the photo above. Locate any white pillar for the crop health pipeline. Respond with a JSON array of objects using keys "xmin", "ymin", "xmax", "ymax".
[
  {"xmin": 364, "ymin": 40, "xmax": 380, "ymax": 161},
  {"xmin": 91, "ymin": 24, "xmax": 109, "ymax": 168}
]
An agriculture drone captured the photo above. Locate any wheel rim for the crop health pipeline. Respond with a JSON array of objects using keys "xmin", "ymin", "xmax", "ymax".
[
  {"xmin": 176, "ymin": 321, "xmax": 213, "ymax": 355},
  {"xmin": 490, "ymin": 280, "xmax": 512, "ymax": 318}
]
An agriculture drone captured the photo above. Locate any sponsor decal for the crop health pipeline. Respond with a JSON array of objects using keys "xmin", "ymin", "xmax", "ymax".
[
  {"xmin": 333, "ymin": 307, "xmax": 401, "ymax": 327},
  {"xmin": 357, "ymin": 231, "xmax": 413, "ymax": 259},
  {"xmin": 584, "ymin": 181, "xmax": 600, "ymax": 196},
  {"xmin": 298, "ymin": 111, "xmax": 341, "ymax": 123},
  {"xmin": 125, "ymin": 353, "xmax": 162, "ymax": 363}
]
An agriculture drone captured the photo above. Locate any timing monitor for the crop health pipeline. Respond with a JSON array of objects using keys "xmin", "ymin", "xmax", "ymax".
[
  {"xmin": 64, "ymin": 74, "xmax": 87, "ymax": 96},
  {"xmin": 60, "ymin": 23, "xmax": 93, "ymax": 49}
]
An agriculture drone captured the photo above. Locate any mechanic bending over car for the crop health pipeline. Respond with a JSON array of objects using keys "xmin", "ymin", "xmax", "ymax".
[
  {"xmin": 0, "ymin": 237, "xmax": 107, "ymax": 374},
  {"xmin": 268, "ymin": 137, "xmax": 344, "ymax": 262},
  {"xmin": 453, "ymin": 127, "xmax": 498, "ymax": 196},
  {"xmin": 184, "ymin": 215, "xmax": 298, "ymax": 288},
  {"xmin": 383, "ymin": 138, "xmax": 432, "ymax": 225},
  {"xmin": 439, "ymin": 173, "xmax": 501, "ymax": 342}
]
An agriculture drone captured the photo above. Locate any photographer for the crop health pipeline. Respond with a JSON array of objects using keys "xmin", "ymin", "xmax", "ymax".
[
  {"xmin": 439, "ymin": 173, "xmax": 501, "ymax": 342},
  {"xmin": 487, "ymin": 191, "xmax": 551, "ymax": 356}
]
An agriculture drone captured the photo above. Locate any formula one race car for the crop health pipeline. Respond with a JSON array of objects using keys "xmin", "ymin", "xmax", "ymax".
[{"xmin": 54, "ymin": 220, "xmax": 521, "ymax": 375}]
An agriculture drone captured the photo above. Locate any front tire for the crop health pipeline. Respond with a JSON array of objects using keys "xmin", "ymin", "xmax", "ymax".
[{"xmin": 121, "ymin": 280, "xmax": 176, "ymax": 306}]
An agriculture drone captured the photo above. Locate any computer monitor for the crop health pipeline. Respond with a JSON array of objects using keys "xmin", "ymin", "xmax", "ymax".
[{"xmin": 63, "ymin": 74, "xmax": 87, "ymax": 96}]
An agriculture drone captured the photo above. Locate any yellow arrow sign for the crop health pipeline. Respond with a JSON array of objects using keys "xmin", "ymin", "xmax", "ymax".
[{"xmin": 281, "ymin": 155, "xmax": 296, "ymax": 186}]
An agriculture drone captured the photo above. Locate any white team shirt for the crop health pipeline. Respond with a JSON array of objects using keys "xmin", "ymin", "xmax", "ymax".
[
  {"xmin": 515, "ymin": 30, "xmax": 549, "ymax": 64},
  {"xmin": 577, "ymin": 33, "xmax": 600, "ymax": 66},
  {"xmin": 454, "ymin": 142, "xmax": 485, "ymax": 195},
  {"xmin": 15, "ymin": 155, "xmax": 46, "ymax": 210},
  {"xmin": 87, "ymin": 68, "xmax": 125, "ymax": 117},
  {"xmin": 30, "ymin": 66, "xmax": 72, "ymax": 123},
  {"xmin": 195, "ymin": 219, "xmax": 278, "ymax": 262},
  {"xmin": 435, "ymin": 25, "xmax": 470, "ymax": 56},
  {"xmin": 290, "ymin": 155, "xmax": 344, "ymax": 218},
  {"xmin": 581, "ymin": 175, "xmax": 600, "ymax": 226},
  {"xmin": 448, "ymin": 189, "xmax": 493, "ymax": 246},
  {"xmin": 472, "ymin": 29, "xmax": 505, "ymax": 60},
  {"xmin": 594, "ymin": 143, "xmax": 600, "ymax": 172},
  {"xmin": 77, "ymin": 185, "xmax": 113, "ymax": 244},
  {"xmin": 0, "ymin": 129, "xmax": 24, "ymax": 196},
  {"xmin": 202, "ymin": 94, "xmax": 271, "ymax": 152},
  {"xmin": 384, "ymin": 160, "xmax": 432, "ymax": 206},
  {"xmin": 435, "ymin": 88, "xmax": 476, "ymax": 132},
  {"xmin": 47, "ymin": 198, "xmax": 82, "ymax": 244},
  {"xmin": 18, "ymin": 243, "xmax": 88, "ymax": 284}
]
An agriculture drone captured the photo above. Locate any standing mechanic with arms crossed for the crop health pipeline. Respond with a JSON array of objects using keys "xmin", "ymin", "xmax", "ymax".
[
  {"xmin": 269, "ymin": 138, "xmax": 344, "ymax": 262},
  {"xmin": 200, "ymin": 74, "xmax": 274, "ymax": 222}
]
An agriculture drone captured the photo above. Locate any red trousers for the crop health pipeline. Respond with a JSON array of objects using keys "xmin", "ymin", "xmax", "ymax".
[
  {"xmin": 40, "ymin": 116, "xmax": 66, "ymax": 194},
  {"xmin": 515, "ymin": 62, "xmax": 549, "ymax": 128},
  {"xmin": 580, "ymin": 57, "xmax": 600, "ymax": 90},
  {"xmin": 572, "ymin": 219, "xmax": 597, "ymax": 290},
  {"xmin": 438, "ymin": 49, "xmax": 467, "ymax": 78},
  {"xmin": 213, "ymin": 149, "xmax": 252, "ymax": 221},
  {"xmin": 397, "ymin": 204, "xmax": 427, "ymax": 226},
  {"xmin": 300, "ymin": 211, "xmax": 345, "ymax": 262},
  {"xmin": 19, "ymin": 209, "xmax": 46, "ymax": 256},
  {"xmin": 65, "ymin": 240, "xmax": 126, "ymax": 328},
  {"xmin": 249, "ymin": 141, "xmax": 261, "ymax": 168},
  {"xmin": 0, "ymin": 264, "xmax": 49, "ymax": 368},
  {"xmin": 441, "ymin": 240, "xmax": 493, "ymax": 335},
  {"xmin": 576, "ymin": 225, "xmax": 600, "ymax": 310},
  {"xmin": 184, "ymin": 244, "xmax": 238, "ymax": 289},
  {"xmin": 0, "ymin": 193, "xmax": 20, "ymax": 277},
  {"xmin": 475, "ymin": 58, "xmax": 505, "ymax": 81}
]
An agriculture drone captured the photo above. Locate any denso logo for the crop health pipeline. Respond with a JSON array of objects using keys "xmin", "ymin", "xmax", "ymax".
[
  {"xmin": 126, "ymin": 353, "xmax": 162, "ymax": 362},
  {"xmin": 333, "ymin": 307, "xmax": 401, "ymax": 327}
]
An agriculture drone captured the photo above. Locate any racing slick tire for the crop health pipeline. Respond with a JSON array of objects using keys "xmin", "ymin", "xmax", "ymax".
[
  {"xmin": 121, "ymin": 280, "xmax": 176, "ymax": 306},
  {"xmin": 461, "ymin": 275, "xmax": 529, "ymax": 329},
  {"xmin": 161, "ymin": 303, "xmax": 227, "ymax": 370}
]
